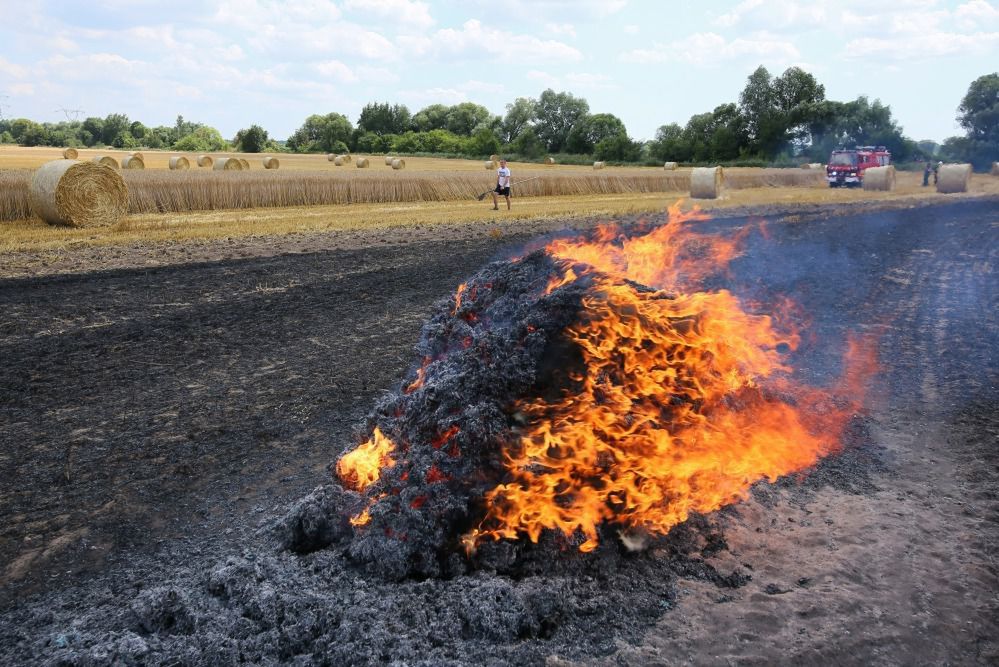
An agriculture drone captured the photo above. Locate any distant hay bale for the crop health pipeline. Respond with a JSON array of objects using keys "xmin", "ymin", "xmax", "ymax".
[
  {"xmin": 593, "ymin": 161, "xmax": 605, "ymax": 170},
  {"xmin": 663, "ymin": 162, "xmax": 678, "ymax": 171},
  {"xmin": 384, "ymin": 156, "xmax": 395, "ymax": 166},
  {"xmin": 197, "ymin": 155, "xmax": 213, "ymax": 168},
  {"xmin": 334, "ymin": 156, "xmax": 345, "ymax": 166},
  {"xmin": 121, "ymin": 154, "xmax": 144, "ymax": 170},
  {"xmin": 356, "ymin": 157, "xmax": 370, "ymax": 168},
  {"xmin": 263, "ymin": 157, "xmax": 280, "ymax": 170},
  {"xmin": 936, "ymin": 163, "xmax": 972, "ymax": 193},
  {"xmin": 991, "ymin": 161, "xmax": 999, "ymax": 176},
  {"xmin": 213, "ymin": 157, "xmax": 243, "ymax": 171},
  {"xmin": 485, "ymin": 160, "xmax": 496, "ymax": 169},
  {"xmin": 340, "ymin": 154, "xmax": 352, "ymax": 164},
  {"xmin": 490, "ymin": 154, "xmax": 499, "ymax": 163},
  {"xmin": 863, "ymin": 165, "xmax": 895, "ymax": 191},
  {"xmin": 127, "ymin": 151, "xmax": 144, "ymax": 161},
  {"xmin": 239, "ymin": 158, "xmax": 250, "ymax": 170},
  {"xmin": 168, "ymin": 156, "xmax": 190, "ymax": 170},
  {"xmin": 690, "ymin": 166, "xmax": 723, "ymax": 199},
  {"xmin": 29, "ymin": 159, "xmax": 128, "ymax": 228},
  {"xmin": 809, "ymin": 163, "xmax": 823, "ymax": 170},
  {"xmin": 62, "ymin": 148, "xmax": 78, "ymax": 159},
  {"xmin": 91, "ymin": 155, "xmax": 119, "ymax": 170},
  {"xmin": 327, "ymin": 153, "xmax": 337, "ymax": 162},
  {"xmin": 391, "ymin": 158, "xmax": 406, "ymax": 170},
  {"xmin": 544, "ymin": 156, "xmax": 556, "ymax": 165}
]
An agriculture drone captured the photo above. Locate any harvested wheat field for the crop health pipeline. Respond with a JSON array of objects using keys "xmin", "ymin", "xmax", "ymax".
[{"xmin": 1, "ymin": 189, "xmax": 997, "ymax": 665}]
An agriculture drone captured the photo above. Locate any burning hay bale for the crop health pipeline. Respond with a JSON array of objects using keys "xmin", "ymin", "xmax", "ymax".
[
  {"xmin": 690, "ymin": 166, "xmax": 723, "ymax": 199},
  {"xmin": 263, "ymin": 157, "xmax": 280, "ymax": 170},
  {"xmin": 593, "ymin": 161, "xmax": 605, "ymax": 170},
  {"xmin": 213, "ymin": 158, "xmax": 243, "ymax": 171},
  {"xmin": 91, "ymin": 155, "xmax": 119, "ymax": 169},
  {"xmin": 663, "ymin": 162, "xmax": 678, "ymax": 171},
  {"xmin": 937, "ymin": 163, "xmax": 972, "ymax": 193},
  {"xmin": 121, "ymin": 154, "xmax": 144, "ymax": 170},
  {"xmin": 275, "ymin": 205, "xmax": 866, "ymax": 581},
  {"xmin": 196, "ymin": 154, "xmax": 213, "ymax": 168},
  {"xmin": 168, "ymin": 156, "xmax": 190, "ymax": 170},
  {"xmin": 391, "ymin": 158, "xmax": 406, "ymax": 170},
  {"xmin": 61, "ymin": 148, "xmax": 78, "ymax": 159},
  {"xmin": 29, "ymin": 159, "xmax": 128, "ymax": 227},
  {"xmin": 863, "ymin": 165, "xmax": 895, "ymax": 191}
]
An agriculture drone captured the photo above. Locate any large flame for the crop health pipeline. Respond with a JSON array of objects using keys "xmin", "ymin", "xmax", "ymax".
[{"xmin": 336, "ymin": 426, "xmax": 395, "ymax": 491}]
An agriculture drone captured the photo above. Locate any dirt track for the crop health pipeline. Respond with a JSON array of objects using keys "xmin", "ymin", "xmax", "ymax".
[{"xmin": 1, "ymin": 199, "xmax": 997, "ymax": 665}]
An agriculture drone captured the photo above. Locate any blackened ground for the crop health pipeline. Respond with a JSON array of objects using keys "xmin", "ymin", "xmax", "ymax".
[{"xmin": 1, "ymin": 199, "xmax": 997, "ymax": 665}]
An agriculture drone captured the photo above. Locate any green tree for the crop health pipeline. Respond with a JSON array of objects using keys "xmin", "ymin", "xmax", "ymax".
[
  {"xmin": 0, "ymin": 131, "xmax": 13, "ymax": 144},
  {"xmin": 445, "ymin": 102, "xmax": 493, "ymax": 136},
  {"xmin": 502, "ymin": 97, "xmax": 536, "ymax": 143},
  {"xmin": 287, "ymin": 113, "xmax": 353, "ymax": 153},
  {"xmin": 649, "ymin": 123, "xmax": 688, "ymax": 162},
  {"xmin": 508, "ymin": 126, "xmax": 544, "ymax": 158},
  {"xmin": 564, "ymin": 113, "xmax": 628, "ymax": 154},
  {"xmin": 234, "ymin": 124, "xmax": 269, "ymax": 153},
  {"xmin": 954, "ymin": 73, "xmax": 999, "ymax": 170},
  {"xmin": 594, "ymin": 134, "xmax": 642, "ymax": 161},
  {"xmin": 411, "ymin": 104, "xmax": 450, "ymax": 132},
  {"xmin": 357, "ymin": 102, "xmax": 411, "ymax": 135},
  {"xmin": 174, "ymin": 126, "xmax": 229, "ymax": 152},
  {"xmin": 534, "ymin": 89, "xmax": 589, "ymax": 152},
  {"xmin": 739, "ymin": 66, "xmax": 824, "ymax": 157},
  {"xmin": 101, "ymin": 113, "xmax": 131, "ymax": 146},
  {"xmin": 466, "ymin": 127, "xmax": 501, "ymax": 156}
]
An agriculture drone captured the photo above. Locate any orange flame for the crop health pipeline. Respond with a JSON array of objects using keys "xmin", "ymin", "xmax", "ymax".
[
  {"xmin": 336, "ymin": 427, "xmax": 396, "ymax": 491},
  {"xmin": 465, "ymin": 202, "xmax": 868, "ymax": 553}
]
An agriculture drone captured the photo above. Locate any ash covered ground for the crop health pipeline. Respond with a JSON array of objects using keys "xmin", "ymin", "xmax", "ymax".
[{"xmin": 1, "ymin": 199, "xmax": 997, "ymax": 665}]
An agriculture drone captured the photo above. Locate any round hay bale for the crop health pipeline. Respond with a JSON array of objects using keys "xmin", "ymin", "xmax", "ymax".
[
  {"xmin": 690, "ymin": 166, "xmax": 723, "ymax": 199},
  {"xmin": 593, "ymin": 161, "xmax": 605, "ymax": 170},
  {"xmin": 263, "ymin": 157, "xmax": 279, "ymax": 170},
  {"xmin": 213, "ymin": 157, "xmax": 243, "ymax": 171},
  {"xmin": 862, "ymin": 165, "xmax": 895, "ymax": 191},
  {"xmin": 168, "ymin": 156, "xmax": 190, "ymax": 170},
  {"xmin": 327, "ymin": 153, "xmax": 336, "ymax": 161},
  {"xmin": 990, "ymin": 161, "xmax": 999, "ymax": 176},
  {"xmin": 544, "ymin": 156, "xmax": 555, "ymax": 165},
  {"xmin": 936, "ymin": 163, "xmax": 972, "ymax": 193},
  {"xmin": 391, "ymin": 158, "xmax": 406, "ymax": 170},
  {"xmin": 121, "ymin": 155, "xmax": 144, "ymax": 170},
  {"xmin": 342, "ymin": 154, "xmax": 353, "ymax": 164},
  {"xmin": 663, "ymin": 161, "xmax": 678, "ymax": 171},
  {"xmin": 334, "ymin": 156, "xmax": 345, "ymax": 166},
  {"xmin": 356, "ymin": 157, "xmax": 369, "ymax": 168},
  {"xmin": 809, "ymin": 163, "xmax": 823, "ymax": 170},
  {"xmin": 384, "ymin": 156, "xmax": 395, "ymax": 166},
  {"xmin": 91, "ymin": 155, "xmax": 119, "ymax": 170},
  {"xmin": 197, "ymin": 155, "xmax": 213, "ymax": 168},
  {"xmin": 29, "ymin": 159, "xmax": 128, "ymax": 228},
  {"xmin": 126, "ymin": 151, "xmax": 144, "ymax": 161},
  {"xmin": 484, "ymin": 160, "xmax": 496, "ymax": 170},
  {"xmin": 490, "ymin": 154, "xmax": 500, "ymax": 163},
  {"xmin": 239, "ymin": 158, "xmax": 250, "ymax": 170},
  {"xmin": 62, "ymin": 148, "xmax": 78, "ymax": 159}
]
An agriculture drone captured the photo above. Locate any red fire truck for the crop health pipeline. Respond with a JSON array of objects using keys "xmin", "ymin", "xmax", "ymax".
[{"xmin": 826, "ymin": 146, "xmax": 892, "ymax": 187}]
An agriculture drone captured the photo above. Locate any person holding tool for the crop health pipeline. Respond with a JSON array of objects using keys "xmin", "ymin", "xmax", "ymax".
[{"xmin": 492, "ymin": 159, "xmax": 511, "ymax": 210}]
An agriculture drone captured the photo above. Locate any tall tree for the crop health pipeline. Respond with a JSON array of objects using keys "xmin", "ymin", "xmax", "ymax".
[
  {"xmin": 411, "ymin": 104, "xmax": 450, "ymax": 132},
  {"xmin": 357, "ymin": 102, "xmax": 411, "ymax": 135},
  {"xmin": 287, "ymin": 113, "xmax": 353, "ymax": 153},
  {"xmin": 502, "ymin": 97, "xmax": 536, "ymax": 143},
  {"xmin": 533, "ymin": 89, "xmax": 589, "ymax": 152},
  {"xmin": 234, "ymin": 124, "xmax": 269, "ymax": 153},
  {"xmin": 445, "ymin": 102, "xmax": 493, "ymax": 136},
  {"xmin": 564, "ymin": 113, "xmax": 628, "ymax": 154},
  {"xmin": 953, "ymin": 72, "xmax": 999, "ymax": 169}
]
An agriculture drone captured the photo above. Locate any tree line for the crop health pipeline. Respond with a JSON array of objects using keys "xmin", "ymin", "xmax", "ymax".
[{"xmin": 1, "ymin": 68, "xmax": 995, "ymax": 168}]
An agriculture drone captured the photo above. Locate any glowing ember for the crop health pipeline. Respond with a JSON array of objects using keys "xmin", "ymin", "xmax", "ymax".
[{"xmin": 336, "ymin": 427, "xmax": 396, "ymax": 491}]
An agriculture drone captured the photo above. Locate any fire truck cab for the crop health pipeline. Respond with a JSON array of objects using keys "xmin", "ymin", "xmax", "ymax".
[{"xmin": 826, "ymin": 146, "xmax": 891, "ymax": 187}]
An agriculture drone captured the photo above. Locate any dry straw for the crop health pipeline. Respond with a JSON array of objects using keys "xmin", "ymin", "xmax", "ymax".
[
  {"xmin": 862, "ymin": 165, "xmax": 895, "ymax": 191},
  {"xmin": 239, "ymin": 158, "xmax": 250, "ymax": 170},
  {"xmin": 593, "ymin": 161, "xmax": 605, "ymax": 170},
  {"xmin": 484, "ymin": 160, "xmax": 496, "ymax": 170},
  {"xmin": 213, "ymin": 157, "xmax": 243, "ymax": 171},
  {"xmin": 990, "ymin": 161, "xmax": 999, "ymax": 176},
  {"xmin": 327, "ymin": 153, "xmax": 337, "ymax": 162},
  {"xmin": 391, "ymin": 158, "xmax": 406, "ymax": 170},
  {"xmin": 92, "ymin": 155, "xmax": 119, "ymax": 169},
  {"xmin": 340, "ymin": 154, "xmax": 353, "ymax": 164},
  {"xmin": 690, "ymin": 166, "xmax": 723, "ymax": 199},
  {"xmin": 334, "ymin": 156, "xmax": 345, "ymax": 166},
  {"xmin": 356, "ymin": 157, "xmax": 370, "ymax": 168},
  {"xmin": 169, "ymin": 156, "xmax": 190, "ymax": 170},
  {"xmin": 663, "ymin": 162, "xmax": 678, "ymax": 171},
  {"xmin": 936, "ymin": 163, "xmax": 972, "ymax": 193},
  {"xmin": 29, "ymin": 159, "xmax": 128, "ymax": 227},
  {"xmin": 263, "ymin": 157, "xmax": 280, "ymax": 170},
  {"xmin": 121, "ymin": 155, "xmax": 145, "ymax": 170},
  {"xmin": 384, "ymin": 156, "xmax": 395, "ymax": 166},
  {"xmin": 490, "ymin": 154, "xmax": 499, "ymax": 163},
  {"xmin": 127, "ymin": 151, "xmax": 144, "ymax": 161},
  {"xmin": 62, "ymin": 148, "xmax": 78, "ymax": 159},
  {"xmin": 197, "ymin": 155, "xmax": 213, "ymax": 168},
  {"xmin": 544, "ymin": 156, "xmax": 556, "ymax": 165}
]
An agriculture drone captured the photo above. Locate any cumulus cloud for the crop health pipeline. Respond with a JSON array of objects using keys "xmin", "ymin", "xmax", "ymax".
[
  {"xmin": 620, "ymin": 32, "xmax": 799, "ymax": 65},
  {"xmin": 315, "ymin": 60, "xmax": 360, "ymax": 83},
  {"xmin": 545, "ymin": 23, "xmax": 577, "ymax": 38},
  {"xmin": 342, "ymin": 0, "xmax": 435, "ymax": 29},
  {"xmin": 399, "ymin": 19, "xmax": 582, "ymax": 63},
  {"xmin": 524, "ymin": 70, "xmax": 617, "ymax": 91}
]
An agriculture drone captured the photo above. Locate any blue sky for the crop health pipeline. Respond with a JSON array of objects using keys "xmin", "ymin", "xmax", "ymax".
[{"xmin": 1, "ymin": 0, "xmax": 996, "ymax": 143}]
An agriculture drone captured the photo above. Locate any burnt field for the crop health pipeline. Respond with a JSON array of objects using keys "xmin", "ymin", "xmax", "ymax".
[{"xmin": 1, "ymin": 199, "xmax": 997, "ymax": 665}]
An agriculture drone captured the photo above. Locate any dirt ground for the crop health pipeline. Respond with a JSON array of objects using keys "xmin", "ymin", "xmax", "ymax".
[{"xmin": 0, "ymin": 197, "xmax": 996, "ymax": 665}]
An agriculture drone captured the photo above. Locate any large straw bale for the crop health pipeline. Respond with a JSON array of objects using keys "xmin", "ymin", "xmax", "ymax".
[
  {"xmin": 490, "ymin": 154, "xmax": 499, "ymax": 163},
  {"xmin": 126, "ymin": 152, "xmax": 144, "ymax": 161},
  {"xmin": 197, "ymin": 155, "xmax": 213, "ymax": 168},
  {"xmin": 168, "ymin": 156, "xmax": 190, "ymax": 170},
  {"xmin": 62, "ymin": 148, "xmax": 78, "ymax": 159},
  {"xmin": 936, "ymin": 163, "xmax": 971, "ymax": 193},
  {"xmin": 29, "ymin": 159, "xmax": 128, "ymax": 227},
  {"xmin": 356, "ymin": 157, "xmax": 370, "ymax": 168},
  {"xmin": 690, "ymin": 166, "xmax": 723, "ymax": 199},
  {"xmin": 391, "ymin": 158, "xmax": 406, "ymax": 170},
  {"xmin": 263, "ymin": 157, "xmax": 280, "ymax": 170},
  {"xmin": 544, "ymin": 156, "xmax": 556, "ymax": 165},
  {"xmin": 334, "ymin": 156, "xmax": 345, "ymax": 166},
  {"xmin": 384, "ymin": 156, "xmax": 395, "ymax": 166},
  {"xmin": 663, "ymin": 162, "xmax": 678, "ymax": 171},
  {"xmin": 239, "ymin": 158, "xmax": 250, "ymax": 170},
  {"xmin": 593, "ymin": 161, "xmax": 605, "ymax": 170},
  {"xmin": 862, "ymin": 165, "xmax": 895, "ymax": 191},
  {"xmin": 485, "ymin": 160, "xmax": 496, "ymax": 169},
  {"xmin": 340, "ymin": 154, "xmax": 352, "ymax": 164},
  {"xmin": 92, "ymin": 155, "xmax": 119, "ymax": 169},
  {"xmin": 990, "ymin": 161, "xmax": 999, "ymax": 176},
  {"xmin": 213, "ymin": 157, "xmax": 243, "ymax": 171},
  {"xmin": 121, "ymin": 155, "xmax": 145, "ymax": 170}
]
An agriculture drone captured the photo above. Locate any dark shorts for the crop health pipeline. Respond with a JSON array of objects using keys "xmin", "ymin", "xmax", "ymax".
[{"xmin": 494, "ymin": 185, "xmax": 510, "ymax": 196}]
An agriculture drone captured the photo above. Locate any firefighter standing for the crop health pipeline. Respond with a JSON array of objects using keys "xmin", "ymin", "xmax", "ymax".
[{"xmin": 923, "ymin": 161, "xmax": 932, "ymax": 186}]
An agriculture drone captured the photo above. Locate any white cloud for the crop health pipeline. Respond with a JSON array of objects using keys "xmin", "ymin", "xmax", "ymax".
[
  {"xmin": 526, "ymin": 70, "xmax": 560, "ymax": 88},
  {"xmin": 356, "ymin": 65, "xmax": 401, "ymax": 84},
  {"xmin": 398, "ymin": 86, "xmax": 467, "ymax": 105},
  {"xmin": 715, "ymin": 0, "xmax": 825, "ymax": 31},
  {"xmin": 546, "ymin": 23, "xmax": 577, "ymax": 38},
  {"xmin": 315, "ymin": 60, "xmax": 360, "ymax": 83},
  {"xmin": 8, "ymin": 82, "xmax": 35, "ymax": 96},
  {"xmin": 461, "ymin": 80, "xmax": 505, "ymax": 94},
  {"xmin": 843, "ymin": 30, "xmax": 999, "ymax": 59},
  {"xmin": 620, "ymin": 32, "xmax": 799, "ymax": 65},
  {"xmin": 524, "ymin": 70, "xmax": 617, "ymax": 91},
  {"xmin": 401, "ymin": 19, "xmax": 582, "ymax": 63},
  {"xmin": 0, "ymin": 57, "xmax": 29, "ymax": 79},
  {"xmin": 343, "ymin": 0, "xmax": 434, "ymax": 29},
  {"xmin": 955, "ymin": 0, "xmax": 999, "ymax": 29}
]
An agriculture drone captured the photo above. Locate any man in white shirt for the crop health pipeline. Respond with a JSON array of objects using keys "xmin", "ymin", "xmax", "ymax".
[{"xmin": 492, "ymin": 159, "xmax": 511, "ymax": 210}]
